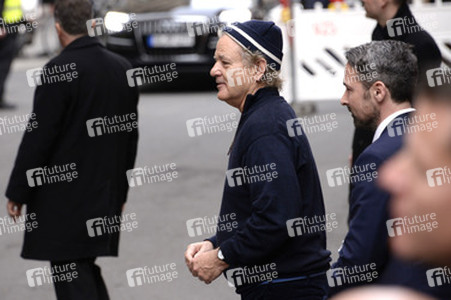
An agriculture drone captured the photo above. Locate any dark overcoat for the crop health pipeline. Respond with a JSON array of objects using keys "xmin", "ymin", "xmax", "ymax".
[{"xmin": 6, "ymin": 36, "xmax": 139, "ymax": 261}]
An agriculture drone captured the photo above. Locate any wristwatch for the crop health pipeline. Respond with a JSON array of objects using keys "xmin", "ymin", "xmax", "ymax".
[{"xmin": 217, "ymin": 248, "xmax": 225, "ymax": 261}]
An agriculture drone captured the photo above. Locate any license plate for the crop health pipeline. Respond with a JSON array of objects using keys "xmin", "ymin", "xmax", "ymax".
[{"xmin": 147, "ymin": 34, "xmax": 195, "ymax": 48}]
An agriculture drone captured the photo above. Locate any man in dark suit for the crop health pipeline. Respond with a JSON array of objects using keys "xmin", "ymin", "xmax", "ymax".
[
  {"xmin": 328, "ymin": 40, "xmax": 451, "ymax": 299},
  {"xmin": 351, "ymin": 0, "xmax": 442, "ymax": 170},
  {"xmin": 5, "ymin": 0, "xmax": 139, "ymax": 299}
]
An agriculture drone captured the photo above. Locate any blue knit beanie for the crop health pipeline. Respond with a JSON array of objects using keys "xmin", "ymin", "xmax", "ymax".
[{"xmin": 222, "ymin": 20, "xmax": 283, "ymax": 71}]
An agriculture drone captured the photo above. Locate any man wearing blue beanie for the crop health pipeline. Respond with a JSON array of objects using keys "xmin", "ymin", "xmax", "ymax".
[{"xmin": 185, "ymin": 20, "xmax": 331, "ymax": 299}]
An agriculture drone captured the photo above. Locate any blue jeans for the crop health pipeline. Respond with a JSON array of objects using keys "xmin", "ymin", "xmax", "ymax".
[{"xmin": 240, "ymin": 274, "xmax": 328, "ymax": 300}]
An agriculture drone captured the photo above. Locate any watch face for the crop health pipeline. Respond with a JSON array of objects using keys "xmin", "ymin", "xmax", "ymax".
[{"xmin": 218, "ymin": 249, "xmax": 225, "ymax": 260}]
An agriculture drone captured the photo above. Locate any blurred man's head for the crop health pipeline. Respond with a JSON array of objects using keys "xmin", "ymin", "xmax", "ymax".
[
  {"xmin": 210, "ymin": 20, "xmax": 283, "ymax": 111},
  {"xmin": 380, "ymin": 77, "xmax": 451, "ymax": 266},
  {"xmin": 362, "ymin": 0, "xmax": 406, "ymax": 25},
  {"xmin": 54, "ymin": 0, "xmax": 93, "ymax": 47},
  {"xmin": 340, "ymin": 40, "xmax": 417, "ymax": 130}
]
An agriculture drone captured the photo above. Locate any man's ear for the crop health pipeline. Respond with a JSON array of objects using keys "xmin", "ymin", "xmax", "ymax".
[
  {"xmin": 254, "ymin": 58, "xmax": 267, "ymax": 82},
  {"xmin": 371, "ymin": 81, "xmax": 388, "ymax": 103},
  {"xmin": 55, "ymin": 22, "xmax": 62, "ymax": 35},
  {"xmin": 380, "ymin": 0, "xmax": 390, "ymax": 9}
]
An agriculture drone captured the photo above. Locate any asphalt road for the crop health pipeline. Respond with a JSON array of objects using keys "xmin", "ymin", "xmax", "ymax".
[{"xmin": 0, "ymin": 56, "xmax": 353, "ymax": 300}]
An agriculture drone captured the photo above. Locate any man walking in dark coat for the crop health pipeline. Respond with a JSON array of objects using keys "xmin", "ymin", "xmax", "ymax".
[
  {"xmin": 185, "ymin": 20, "xmax": 331, "ymax": 299},
  {"xmin": 5, "ymin": 0, "xmax": 139, "ymax": 299},
  {"xmin": 351, "ymin": 0, "xmax": 442, "ymax": 169},
  {"xmin": 328, "ymin": 40, "xmax": 451, "ymax": 299}
]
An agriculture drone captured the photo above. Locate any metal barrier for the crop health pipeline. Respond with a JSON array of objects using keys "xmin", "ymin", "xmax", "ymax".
[{"xmin": 273, "ymin": 2, "xmax": 451, "ymax": 104}]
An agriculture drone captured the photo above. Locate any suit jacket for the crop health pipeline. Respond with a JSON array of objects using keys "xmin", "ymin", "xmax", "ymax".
[
  {"xmin": 5, "ymin": 36, "xmax": 139, "ymax": 261},
  {"xmin": 330, "ymin": 113, "xmax": 451, "ymax": 299}
]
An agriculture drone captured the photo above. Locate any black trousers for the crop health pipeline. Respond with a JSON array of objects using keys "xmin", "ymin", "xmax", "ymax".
[
  {"xmin": 0, "ymin": 32, "xmax": 18, "ymax": 102},
  {"xmin": 239, "ymin": 275, "xmax": 328, "ymax": 300},
  {"xmin": 50, "ymin": 258, "xmax": 110, "ymax": 300}
]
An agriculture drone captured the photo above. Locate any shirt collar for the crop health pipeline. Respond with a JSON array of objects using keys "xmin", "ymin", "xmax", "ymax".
[{"xmin": 372, "ymin": 107, "xmax": 416, "ymax": 143}]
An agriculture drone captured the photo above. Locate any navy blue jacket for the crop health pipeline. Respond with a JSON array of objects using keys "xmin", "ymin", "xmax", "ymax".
[
  {"xmin": 329, "ymin": 113, "xmax": 451, "ymax": 299},
  {"xmin": 209, "ymin": 87, "xmax": 331, "ymax": 292}
]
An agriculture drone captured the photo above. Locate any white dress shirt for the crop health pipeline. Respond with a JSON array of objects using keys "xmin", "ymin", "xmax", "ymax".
[{"xmin": 372, "ymin": 108, "xmax": 416, "ymax": 143}]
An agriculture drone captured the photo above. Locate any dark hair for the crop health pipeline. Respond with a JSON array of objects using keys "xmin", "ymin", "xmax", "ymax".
[
  {"xmin": 345, "ymin": 40, "xmax": 418, "ymax": 104},
  {"xmin": 54, "ymin": 0, "xmax": 93, "ymax": 35}
]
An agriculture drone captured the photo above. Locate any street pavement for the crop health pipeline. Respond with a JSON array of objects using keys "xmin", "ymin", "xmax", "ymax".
[{"xmin": 0, "ymin": 55, "xmax": 354, "ymax": 300}]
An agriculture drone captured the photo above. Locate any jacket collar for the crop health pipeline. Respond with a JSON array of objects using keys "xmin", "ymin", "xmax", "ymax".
[
  {"xmin": 374, "ymin": 109, "xmax": 415, "ymax": 142},
  {"xmin": 242, "ymin": 87, "xmax": 279, "ymax": 114},
  {"xmin": 393, "ymin": 2, "xmax": 413, "ymax": 20},
  {"xmin": 375, "ymin": 3, "xmax": 414, "ymax": 38},
  {"xmin": 61, "ymin": 35, "xmax": 103, "ymax": 53},
  {"xmin": 227, "ymin": 87, "xmax": 279, "ymax": 155}
]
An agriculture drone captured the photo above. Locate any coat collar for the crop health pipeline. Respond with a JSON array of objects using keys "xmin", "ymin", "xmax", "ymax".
[
  {"xmin": 227, "ymin": 87, "xmax": 279, "ymax": 155},
  {"xmin": 62, "ymin": 35, "xmax": 103, "ymax": 53},
  {"xmin": 242, "ymin": 87, "xmax": 279, "ymax": 114},
  {"xmin": 374, "ymin": 109, "xmax": 415, "ymax": 142},
  {"xmin": 374, "ymin": 3, "xmax": 414, "ymax": 39},
  {"xmin": 393, "ymin": 2, "xmax": 414, "ymax": 20}
]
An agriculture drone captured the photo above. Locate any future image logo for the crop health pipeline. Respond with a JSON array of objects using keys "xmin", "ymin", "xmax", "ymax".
[
  {"xmin": 0, "ymin": 113, "xmax": 38, "ymax": 135},
  {"xmin": 186, "ymin": 213, "xmax": 238, "ymax": 237},
  {"xmin": 186, "ymin": 16, "xmax": 223, "ymax": 37},
  {"xmin": 26, "ymin": 263, "xmax": 78, "ymax": 287},
  {"xmin": 326, "ymin": 163, "xmax": 377, "ymax": 188},
  {"xmin": 26, "ymin": 163, "xmax": 78, "ymax": 187},
  {"xmin": 86, "ymin": 213, "xmax": 138, "ymax": 238},
  {"xmin": 326, "ymin": 264, "xmax": 378, "ymax": 287},
  {"xmin": 226, "ymin": 164, "xmax": 278, "ymax": 187},
  {"xmin": 86, "ymin": 14, "xmax": 138, "ymax": 37},
  {"xmin": 426, "ymin": 166, "xmax": 451, "ymax": 187},
  {"xmin": 225, "ymin": 263, "xmax": 278, "ymax": 287},
  {"xmin": 86, "ymin": 113, "xmax": 138, "ymax": 137},
  {"xmin": 386, "ymin": 214, "xmax": 438, "ymax": 238},
  {"xmin": 26, "ymin": 63, "xmax": 78, "ymax": 88},
  {"xmin": 126, "ymin": 263, "xmax": 178, "ymax": 287},
  {"xmin": 25, "ymin": 68, "xmax": 43, "ymax": 87},
  {"xmin": 126, "ymin": 163, "xmax": 178, "ymax": 187},
  {"xmin": 386, "ymin": 17, "xmax": 423, "ymax": 37},
  {"xmin": 226, "ymin": 63, "xmax": 278, "ymax": 88},
  {"xmin": 126, "ymin": 64, "xmax": 178, "ymax": 87},
  {"xmin": 286, "ymin": 113, "xmax": 338, "ymax": 137},
  {"xmin": 286, "ymin": 213, "xmax": 338, "ymax": 237},
  {"xmin": 387, "ymin": 114, "xmax": 438, "ymax": 138},
  {"xmin": 426, "ymin": 267, "xmax": 451, "ymax": 287},
  {"xmin": 426, "ymin": 67, "xmax": 451, "ymax": 88},
  {"xmin": 186, "ymin": 113, "xmax": 237, "ymax": 138}
]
